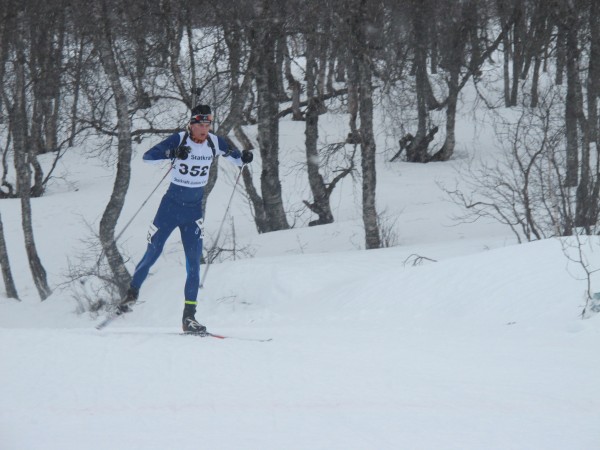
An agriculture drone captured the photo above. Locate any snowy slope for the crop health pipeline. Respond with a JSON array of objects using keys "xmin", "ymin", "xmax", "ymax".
[
  {"xmin": 2, "ymin": 239, "xmax": 600, "ymax": 450},
  {"xmin": 2, "ymin": 90, "xmax": 600, "ymax": 448}
]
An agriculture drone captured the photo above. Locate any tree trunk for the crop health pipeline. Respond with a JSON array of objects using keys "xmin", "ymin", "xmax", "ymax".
[
  {"xmin": 346, "ymin": 55, "xmax": 360, "ymax": 144},
  {"xmin": 497, "ymin": 0, "xmax": 512, "ymax": 106},
  {"xmin": 69, "ymin": 36, "xmax": 84, "ymax": 147},
  {"xmin": 304, "ymin": 29, "xmax": 334, "ymax": 226},
  {"xmin": 0, "ymin": 211, "xmax": 19, "ymax": 300},
  {"xmin": 555, "ymin": 27, "xmax": 566, "ymax": 86},
  {"xmin": 575, "ymin": 0, "xmax": 600, "ymax": 229},
  {"xmin": 92, "ymin": 1, "xmax": 133, "ymax": 296},
  {"xmin": 509, "ymin": 0, "xmax": 525, "ymax": 106},
  {"xmin": 587, "ymin": 0, "xmax": 600, "ymax": 145},
  {"xmin": 350, "ymin": 0, "xmax": 380, "ymax": 249},
  {"xmin": 564, "ymin": 15, "xmax": 579, "ymax": 188},
  {"xmin": 502, "ymin": 29, "xmax": 511, "ymax": 106},
  {"xmin": 432, "ymin": 71, "xmax": 458, "ymax": 162},
  {"xmin": 275, "ymin": 35, "xmax": 289, "ymax": 102},
  {"xmin": 284, "ymin": 52, "xmax": 303, "ymax": 121},
  {"xmin": 163, "ymin": 1, "xmax": 188, "ymax": 105},
  {"xmin": 407, "ymin": 0, "xmax": 430, "ymax": 163},
  {"xmin": 242, "ymin": 167, "xmax": 270, "ymax": 233},
  {"xmin": 358, "ymin": 60, "xmax": 380, "ymax": 249},
  {"xmin": 530, "ymin": 55, "xmax": 541, "ymax": 107},
  {"xmin": 12, "ymin": 14, "xmax": 52, "ymax": 300},
  {"xmin": 251, "ymin": 0, "xmax": 290, "ymax": 232},
  {"xmin": 234, "ymin": 126, "xmax": 254, "ymax": 151}
]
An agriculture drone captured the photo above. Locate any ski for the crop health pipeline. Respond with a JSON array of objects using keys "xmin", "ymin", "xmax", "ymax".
[
  {"xmin": 181, "ymin": 332, "xmax": 272, "ymax": 342},
  {"xmin": 96, "ymin": 303, "xmax": 271, "ymax": 341},
  {"xmin": 97, "ymin": 317, "xmax": 272, "ymax": 341},
  {"xmin": 95, "ymin": 310, "xmax": 123, "ymax": 331}
]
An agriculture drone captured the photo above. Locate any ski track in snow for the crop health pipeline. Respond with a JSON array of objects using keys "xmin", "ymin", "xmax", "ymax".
[{"xmin": 2, "ymin": 239, "xmax": 600, "ymax": 449}]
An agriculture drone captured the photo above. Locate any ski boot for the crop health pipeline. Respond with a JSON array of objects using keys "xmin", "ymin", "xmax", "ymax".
[
  {"xmin": 182, "ymin": 316, "xmax": 207, "ymax": 334},
  {"xmin": 182, "ymin": 302, "xmax": 207, "ymax": 334},
  {"xmin": 117, "ymin": 286, "xmax": 139, "ymax": 314}
]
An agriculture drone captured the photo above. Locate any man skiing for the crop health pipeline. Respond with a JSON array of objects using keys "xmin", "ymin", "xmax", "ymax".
[{"xmin": 117, "ymin": 104, "xmax": 253, "ymax": 334}]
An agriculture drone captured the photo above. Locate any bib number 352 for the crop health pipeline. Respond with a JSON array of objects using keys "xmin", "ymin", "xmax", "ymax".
[{"xmin": 179, "ymin": 164, "xmax": 209, "ymax": 177}]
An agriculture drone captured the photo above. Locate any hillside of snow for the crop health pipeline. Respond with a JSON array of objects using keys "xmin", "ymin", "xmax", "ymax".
[{"xmin": 2, "ymin": 93, "xmax": 600, "ymax": 449}]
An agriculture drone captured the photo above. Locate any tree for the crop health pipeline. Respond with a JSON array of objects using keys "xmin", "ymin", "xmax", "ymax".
[
  {"xmin": 346, "ymin": 0, "xmax": 381, "ymax": 249},
  {"xmin": 405, "ymin": 0, "xmax": 438, "ymax": 163},
  {"xmin": 9, "ymin": 7, "xmax": 52, "ymax": 300},
  {"xmin": 303, "ymin": 4, "xmax": 334, "ymax": 226},
  {"xmin": 0, "ymin": 211, "xmax": 19, "ymax": 300},
  {"xmin": 247, "ymin": 0, "xmax": 290, "ymax": 232},
  {"xmin": 431, "ymin": 0, "xmax": 514, "ymax": 161},
  {"xmin": 88, "ymin": 0, "xmax": 136, "ymax": 296}
]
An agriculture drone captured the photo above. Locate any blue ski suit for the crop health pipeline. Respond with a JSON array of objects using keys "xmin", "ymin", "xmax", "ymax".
[{"xmin": 130, "ymin": 131, "xmax": 243, "ymax": 303}]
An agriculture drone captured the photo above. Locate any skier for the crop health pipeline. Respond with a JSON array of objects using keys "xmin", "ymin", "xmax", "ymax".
[{"xmin": 117, "ymin": 104, "xmax": 253, "ymax": 333}]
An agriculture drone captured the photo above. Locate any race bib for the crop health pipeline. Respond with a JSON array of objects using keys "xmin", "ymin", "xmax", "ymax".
[{"xmin": 170, "ymin": 136, "xmax": 215, "ymax": 188}]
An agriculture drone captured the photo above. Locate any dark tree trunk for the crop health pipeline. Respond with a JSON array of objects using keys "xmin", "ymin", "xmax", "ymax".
[
  {"xmin": 0, "ymin": 211, "xmax": 19, "ymax": 300},
  {"xmin": 524, "ymin": 2, "xmax": 550, "ymax": 107},
  {"xmin": 304, "ymin": 29, "xmax": 334, "ymax": 226},
  {"xmin": 564, "ymin": 13, "xmax": 579, "ymax": 188},
  {"xmin": 555, "ymin": 27, "xmax": 566, "ymax": 86},
  {"xmin": 26, "ymin": 4, "xmax": 66, "ymax": 196},
  {"xmin": 530, "ymin": 55, "xmax": 541, "ymax": 107},
  {"xmin": 162, "ymin": 0, "xmax": 188, "ymax": 105},
  {"xmin": 251, "ymin": 0, "xmax": 290, "ymax": 232},
  {"xmin": 350, "ymin": 0, "xmax": 381, "ymax": 249},
  {"xmin": 575, "ymin": 0, "xmax": 600, "ymax": 229},
  {"xmin": 69, "ymin": 36, "xmax": 85, "ymax": 147},
  {"xmin": 234, "ymin": 126, "xmax": 253, "ymax": 151},
  {"xmin": 509, "ymin": 0, "xmax": 525, "ymax": 106},
  {"xmin": 407, "ymin": 0, "xmax": 430, "ymax": 163},
  {"xmin": 242, "ymin": 166, "xmax": 270, "ymax": 233},
  {"xmin": 358, "ymin": 60, "xmax": 380, "ymax": 249},
  {"xmin": 346, "ymin": 55, "xmax": 361, "ymax": 144},
  {"xmin": 587, "ymin": 0, "xmax": 600, "ymax": 145},
  {"xmin": 497, "ymin": 0, "xmax": 512, "ymax": 106},
  {"xmin": 502, "ymin": 29, "xmax": 511, "ymax": 106},
  {"xmin": 12, "ymin": 13, "xmax": 52, "ymax": 300},
  {"xmin": 92, "ymin": 0, "xmax": 133, "ymax": 296}
]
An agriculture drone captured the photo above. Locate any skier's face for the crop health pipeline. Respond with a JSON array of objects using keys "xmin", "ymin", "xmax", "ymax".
[{"xmin": 190, "ymin": 122, "xmax": 211, "ymax": 142}]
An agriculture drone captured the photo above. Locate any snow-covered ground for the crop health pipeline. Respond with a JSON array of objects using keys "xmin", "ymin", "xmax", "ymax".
[{"xmin": 2, "ymin": 96, "xmax": 600, "ymax": 449}]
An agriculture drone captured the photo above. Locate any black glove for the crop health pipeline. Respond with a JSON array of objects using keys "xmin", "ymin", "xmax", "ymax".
[
  {"xmin": 172, "ymin": 145, "xmax": 191, "ymax": 160},
  {"xmin": 241, "ymin": 150, "xmax": 253, "ymax": 164}
]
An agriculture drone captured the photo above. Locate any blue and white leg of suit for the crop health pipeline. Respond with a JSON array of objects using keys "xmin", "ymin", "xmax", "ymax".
[{"xmin": 131, "ymin": 195, "xmax": 204, "ymax": 301}]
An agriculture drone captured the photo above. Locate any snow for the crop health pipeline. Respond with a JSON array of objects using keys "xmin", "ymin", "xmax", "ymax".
[{"xmin": 2, "ymin": 96, "xmax": 600, "ymax": 449}]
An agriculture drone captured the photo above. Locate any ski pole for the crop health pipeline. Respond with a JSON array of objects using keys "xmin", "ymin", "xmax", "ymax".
[
  {"xmin": 95, "ymin": 163, "xmax": 172, "ymax": 276},
  {"xmin": 200, "ymin": 164, "xmax": 246, "ymax": 288},
  {"xmin": 114, "ymin": 164, "xmax": 171, "ymax": 243}
]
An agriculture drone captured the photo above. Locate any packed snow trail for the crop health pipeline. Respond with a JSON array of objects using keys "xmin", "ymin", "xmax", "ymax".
[{"xmin": 2, "ymin": 240, "xmax": 600, "ymax": 449}]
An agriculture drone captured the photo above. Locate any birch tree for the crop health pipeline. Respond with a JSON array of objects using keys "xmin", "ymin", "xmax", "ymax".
[
  {"xmin": 346, "ymin": 0, "xmax": 381, "ymax": 249},
  {"xmin": 248, "ymin": 0, "xmax": 290, "ymax": 232},
  {"xmin": 88, "ymin": 0, "xmax": 135, "ymax": 296},
  {"xmin": 10, "ymin": 8, "xmax": 52, "ymax": 299}
]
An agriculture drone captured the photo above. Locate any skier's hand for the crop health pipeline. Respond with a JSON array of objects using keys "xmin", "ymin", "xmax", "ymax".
[
  {"xmin": 174, "ymin": 145, "xmax": 191, "ymax": 160},
  {"xmin": 241, "ymin": 150, "xmax": 253, "ymax": 164}
]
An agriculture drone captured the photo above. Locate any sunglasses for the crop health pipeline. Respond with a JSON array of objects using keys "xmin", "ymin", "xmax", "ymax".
[{"xmin": 190, "ymin": 114, "xmax": 212, "ymax": 124}]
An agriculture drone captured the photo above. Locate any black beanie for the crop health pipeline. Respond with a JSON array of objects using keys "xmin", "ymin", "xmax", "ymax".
[{"xmin": 190, "ymin": 104, "xmax": 212, "ymax": 124}]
